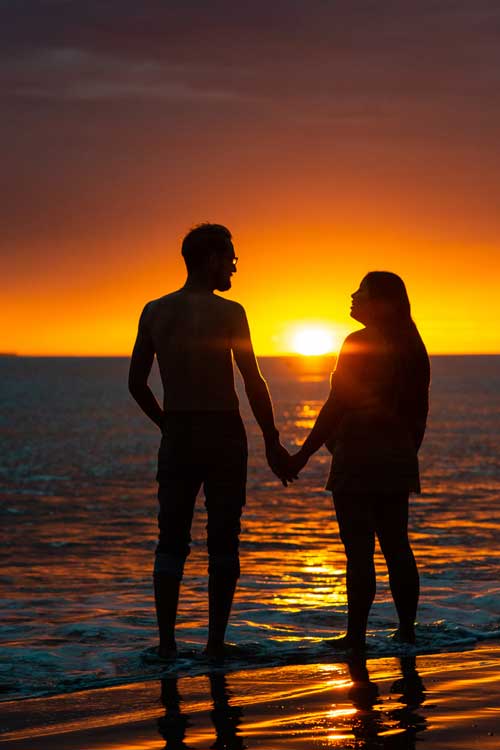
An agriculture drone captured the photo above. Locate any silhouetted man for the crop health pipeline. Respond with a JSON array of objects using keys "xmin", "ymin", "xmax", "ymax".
[{"xmin": 129, "ymin": 223, "xmax": 289, "ymax": 659}]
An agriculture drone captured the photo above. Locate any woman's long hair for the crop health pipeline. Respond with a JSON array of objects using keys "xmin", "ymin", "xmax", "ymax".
[{"xmin": 363, "ymin": 271, "xmax": 430, "ymax": 443}]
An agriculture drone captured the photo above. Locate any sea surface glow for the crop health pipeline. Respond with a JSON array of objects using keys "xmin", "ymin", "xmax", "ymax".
[{"xmin": 0, "ymin": 355, "xmax": 499, "ymax": 701}]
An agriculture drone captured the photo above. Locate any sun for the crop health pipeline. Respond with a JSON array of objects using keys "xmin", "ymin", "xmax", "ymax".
[{"xmin": 291, "ymin": 325, "xmax": 337, "ymax": 356}]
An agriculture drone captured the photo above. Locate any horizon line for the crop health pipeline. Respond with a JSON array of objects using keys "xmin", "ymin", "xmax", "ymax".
[{"xmin": 2, "ymin": 351, "xmax": 500, "ymax": 359}]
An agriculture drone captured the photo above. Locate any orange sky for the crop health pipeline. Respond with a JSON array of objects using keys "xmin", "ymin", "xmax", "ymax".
[{"xmin": 2, "ymin": 3, "xmax": 500, "ymax": 355}]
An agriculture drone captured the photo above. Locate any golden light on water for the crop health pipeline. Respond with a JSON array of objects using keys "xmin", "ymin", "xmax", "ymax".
[
  {"xmin": 290, "ymin": 324, "xmax": 339, "ymax": 356},
  {"xmin": 328, "ymin": 707, "xmax": 357, "ymax": 718}
]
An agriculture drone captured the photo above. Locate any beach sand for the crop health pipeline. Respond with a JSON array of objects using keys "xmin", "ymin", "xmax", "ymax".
[{"xmin": 1, "ymin": 643, "xmax": 498, "ymax": 749}]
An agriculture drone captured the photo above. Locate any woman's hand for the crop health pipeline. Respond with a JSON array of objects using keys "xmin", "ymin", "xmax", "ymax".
[
  {"xmin": 266, "ymin": 442, "xmax": 311, "ymax": 486},
  {"xmin": 288, "ymin": 448, "xmax": 310, "ymax": 478}
]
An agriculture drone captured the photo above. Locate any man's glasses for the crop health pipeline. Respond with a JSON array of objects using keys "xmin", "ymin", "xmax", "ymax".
[{"xmin": 220, "ymin": 254, "xmax": 238, "ymax": 267}]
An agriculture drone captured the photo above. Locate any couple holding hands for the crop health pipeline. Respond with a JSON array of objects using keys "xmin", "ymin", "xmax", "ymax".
[{"xmin": 129, "ymin": 223, "xmax": 430, "ymax": 659}]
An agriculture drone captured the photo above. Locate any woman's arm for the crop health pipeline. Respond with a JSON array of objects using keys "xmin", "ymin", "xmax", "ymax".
[
  {"xmin": 296, "ymin": 389, "xmax": 341, "ymax": 465},
  {"xmin": 290, "ymin": 333, "xmax": 362, "ymax": 474}
]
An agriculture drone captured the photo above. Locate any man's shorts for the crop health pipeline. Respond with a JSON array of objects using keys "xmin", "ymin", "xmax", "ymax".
[{"xmin": 154, "ymin": 410, "xmax": 247, "ymax": 579}]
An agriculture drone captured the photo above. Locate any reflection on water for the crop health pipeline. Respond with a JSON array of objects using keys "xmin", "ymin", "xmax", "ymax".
[
  {"xmin": 155, "ymin": 657, "xmax": 425, "ymax": 749},
  {"xmin": 209, "ymin": 673, "xmax": 245, "ymax": 750},
  {"xmin": 1, "ymin": 356, "xmax": 499, "ymax": 699},
  {"xmin": 158, "ymin": 677, "xmax": 191, "ymax": 749},
  {"xmin": 159, "ymin": 672, "xmax": 245, "ymax": 750},
  {"xmin": 344, "ymin": 656, "xmax": 426, "ymax": 748},
  {"xmin": 1, "ymin": 648, "xmax": 499, "ymax": 748}
]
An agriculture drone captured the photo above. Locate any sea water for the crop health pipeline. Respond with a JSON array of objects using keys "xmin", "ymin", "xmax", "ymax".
[{"xmin": 0, "ymin": 355, "xmax": 499, "ymax": 701}]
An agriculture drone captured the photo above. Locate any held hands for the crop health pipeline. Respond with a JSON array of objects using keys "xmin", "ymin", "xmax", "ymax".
[
  {"xmin": 265, "ymin": 440, "xmax": 310, "ymax": 487},
  {"xmin": 265, "ymin": 441, "xmax": 296, "ymax": 487},
  {"xmin": 288, "ymin": 448, "xmax": 309, "ymax": 477}
]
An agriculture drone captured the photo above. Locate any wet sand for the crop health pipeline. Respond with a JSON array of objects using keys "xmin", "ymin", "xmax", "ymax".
[{"xmin": 1, "ymin": 643, "xmax": 499, "ymax": 749}]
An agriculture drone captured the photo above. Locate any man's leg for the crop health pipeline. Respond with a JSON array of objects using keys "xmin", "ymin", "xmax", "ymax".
[
  {"xmin": 153, "ymin": 576, "xmax": 181, "ymax": 659},
  {"xmin": 155, "ymin": 472, "xmax": 201, "ymax": 658},
  {"xmin": 333, "ymin": 492, "xmax": 376, "ymax": 649},
  {"xmin": 204, "ymin": 419, "xmax": 247, "ymax": 658},
  {"xmin": 207, "ymin": 570, "xmax": 239, "ymax": 656},
  {"xmin": 204, "ymin": 491, "xmax": 245, "ymax": 656},
  {"xmin": 375, "ymin": 492, "xmax": 419, "ymax": 643}
]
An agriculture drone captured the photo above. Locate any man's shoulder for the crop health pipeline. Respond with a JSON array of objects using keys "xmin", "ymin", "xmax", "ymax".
[
  {"xmin": 140, "ymin": 292, "xmax": 247, "ymax": 326},
  {"xmin": 212, "ymin": 295, "xmax": 246, "ymax": 316},
  {"xmin": 150, "ymin": 290, "xmax": 184, "ymax": 305},
  {"xmin": 141, "ymin": 290, "xmax": 182, "ymax": 314}
]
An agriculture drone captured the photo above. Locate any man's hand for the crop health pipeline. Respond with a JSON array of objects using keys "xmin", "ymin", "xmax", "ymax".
[{"xmin": 265, "ymin": 440, "xmax": 298, "ymax": 487}]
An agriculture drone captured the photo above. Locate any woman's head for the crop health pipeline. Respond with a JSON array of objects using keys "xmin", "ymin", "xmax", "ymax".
[
  {"xmin": 351, "ymin": 271, "xmax": 429, "ymax": 405},
  {"xmin": 351, "ymin": 271, "xmax": 411, "ymax": 327}
]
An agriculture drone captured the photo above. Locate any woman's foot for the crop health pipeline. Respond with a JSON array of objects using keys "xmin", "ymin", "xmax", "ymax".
[
  {"xmin": 329, "ymin": 634, "xmax": 366, "ymax": 652},
  {"xmin": 158, "ymin": 641, "xmax": 178, "ymax": 660},
  {"xmin": 204, "ymin": 640, "xmax": 227, "ymax": 662}
]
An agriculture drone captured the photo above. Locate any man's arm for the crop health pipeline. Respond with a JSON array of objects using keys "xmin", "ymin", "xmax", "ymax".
[
  {"xmin": 128, "ymin": 304, "xmax": 164, "ymax": 429},
  {"xmin": 231, "ymin": 305, "xmax": 294, "ymax": 485}
]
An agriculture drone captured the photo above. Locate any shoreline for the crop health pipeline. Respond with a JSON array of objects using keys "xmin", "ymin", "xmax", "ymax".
[{"xmin": 1, "ymin": 642, "xmax": 499, "ymax": 749}]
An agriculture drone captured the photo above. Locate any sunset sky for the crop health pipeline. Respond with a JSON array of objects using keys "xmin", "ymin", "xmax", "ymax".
[{"xmin": 2, "ymin": 1, "xmax": 500, "ymax": 355}]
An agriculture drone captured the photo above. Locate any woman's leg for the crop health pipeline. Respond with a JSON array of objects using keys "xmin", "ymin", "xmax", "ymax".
[
  {"xmin": 333, "ymin": 493, "xmax": 376, "ymax": 648},
  {"xmin": 375, "ymin": 492, "xmax": 419, "ymax": 643}
]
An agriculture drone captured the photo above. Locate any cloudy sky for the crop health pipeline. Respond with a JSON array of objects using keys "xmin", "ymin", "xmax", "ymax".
[{"xmin": 3, "ymin": 1, "xmax": 500, "ymax": 354}]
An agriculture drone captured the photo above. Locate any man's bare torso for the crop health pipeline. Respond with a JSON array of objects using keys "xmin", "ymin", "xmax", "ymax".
[{"xmin": 142, "ymin": 289, "xmax": 247, "ymax": 412}]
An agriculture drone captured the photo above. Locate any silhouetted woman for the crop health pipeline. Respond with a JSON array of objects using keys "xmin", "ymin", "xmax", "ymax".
[{"xmin": 291, "ymin": 272, "xmax": 430, "ymax": 650}]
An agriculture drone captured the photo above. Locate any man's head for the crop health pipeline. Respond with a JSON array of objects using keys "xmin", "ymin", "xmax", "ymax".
[{"xmin": 181, "ymin": 223, "xmax": 237, "ymax": 291}]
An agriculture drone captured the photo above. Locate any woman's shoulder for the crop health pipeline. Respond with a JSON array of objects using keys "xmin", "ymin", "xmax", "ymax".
[
  {"xmin": 335, "ymin": 330, "xmax": 373, "ymax": 377},
  {"xmin": 341, "ymin": 328, "xmax": 367, "ymax": 349},
  {"xmin": 340, "ymin": 327, "xmax": 383, "ymax": 355}
]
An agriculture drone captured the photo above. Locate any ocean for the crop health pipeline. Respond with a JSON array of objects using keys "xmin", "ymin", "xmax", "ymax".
[{"xmin": 1, "ymin": 355, "xmax": 499, "ymax": 703}]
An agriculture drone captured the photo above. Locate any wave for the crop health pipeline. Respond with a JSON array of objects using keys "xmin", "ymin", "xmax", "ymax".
[{"xmin": 1, "ymin": 620, "xmax": 499, "ymax": 704}]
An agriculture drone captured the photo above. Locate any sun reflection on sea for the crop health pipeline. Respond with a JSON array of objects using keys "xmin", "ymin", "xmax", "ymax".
[
  {"xmin": 294, "ymin": 403, "xmax": 320, "ymax": 430},
  {"xmin": 2, "ymin": 355, "xmax": 499, "ymax": 714}
]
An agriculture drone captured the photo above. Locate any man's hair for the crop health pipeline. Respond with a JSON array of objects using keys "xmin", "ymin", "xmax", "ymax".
[{"xmin": 181, "ymin": 223, "xmax": 232, "ymax": 272}]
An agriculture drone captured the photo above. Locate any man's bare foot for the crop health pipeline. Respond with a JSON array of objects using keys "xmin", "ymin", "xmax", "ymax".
[
  {"xmin": 329, "ymin": 634, "xmax": 366, "ymax": 652},
  {"xmin": 158, "ymin": 642, "xmax": 177, "ymax": 660},
  {"xmin": 392, "ymin": 628, "xmax": 416, "ymax": 645},
  {"xmin": 204, "ymin": 640, "xmax": 226, "ymax": 662}
]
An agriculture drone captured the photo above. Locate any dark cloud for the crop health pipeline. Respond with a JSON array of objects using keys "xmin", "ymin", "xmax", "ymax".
[
  {"xmin": 3, "ymin": 1, "xmax": 500, "ymax": 106},
  {"xmin": 4, "ymin": 1, "xmax": 500, "ymax": 148},
  {"xmin": 2, "ymin": 1, "xmax": 500, "ymax": 261}
]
